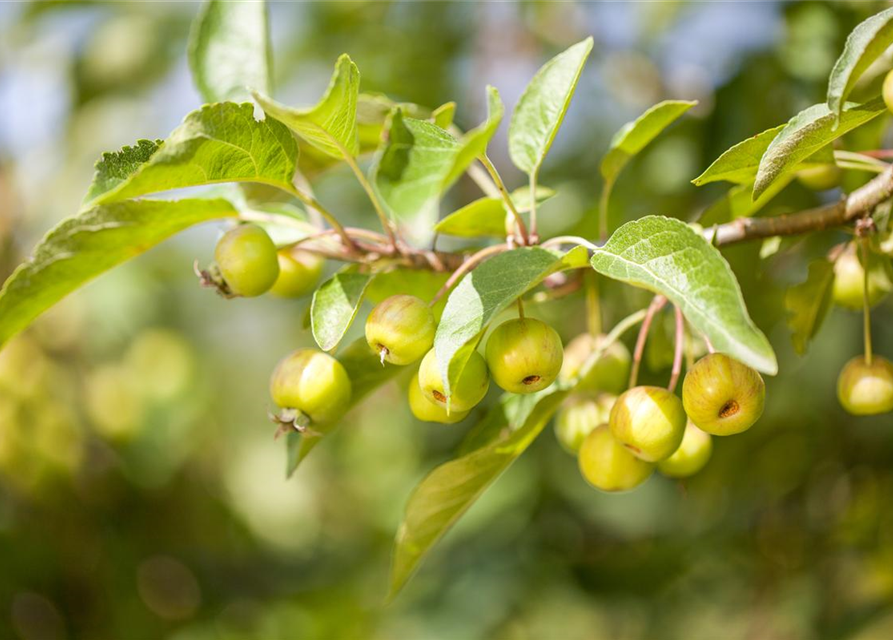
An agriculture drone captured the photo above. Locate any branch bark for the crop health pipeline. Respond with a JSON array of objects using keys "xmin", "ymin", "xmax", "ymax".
[{"xmin": 711, "ymin": 166, "xmax": 893, "ymax": 246}]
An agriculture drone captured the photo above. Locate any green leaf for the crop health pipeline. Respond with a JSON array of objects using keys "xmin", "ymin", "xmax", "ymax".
[
  {"xmin": 785, "ymin": 259, "xmax": 835, "ymax": 356},
  {"xmin": 431, "ymin": 102, "xmax": 456, "ymax": 129},
  {"xmin": 434, "ymin": 186, "xmax": 555, "ymax": 238},
  {"xmin": 692, "ymin": 125, "xmax": 785, "ymax": 186},
  {"xmin": 600, "ymin": 100, "xmax": 697, "ymax": 185},
  {"xmin": 93, "ymin": 102, "xmax": 298, "ymax": 205},
  {"xmin": 508, "ymin": 38, "xmax": 593, "ymax": 175},
  {"xmin": 590, "ymin": 216, "xmax": 777, "ymax": 374},
  {"xmin": 373, "ymin": 109, "xmax": 461, "ymax": 222},
  {"xmin": 698, "ymin": 175, "xmax": 794, "ymax": 227},
  {"xmin": 435, "ymin": 246, "xmax": 588, "ymax": 400},
  {"xmin": 389, "ymin": 387, "xmax": 567, "ymax": 598},
  {"xmin": 188, "ymin": 0, "xmax": 272, "ymax": 102},
  {"xmin": 286, "ymin": 338, "xmax": 402, "ymax": 475},
  {"xmin": 827, "ymin": 8, "xmax": 893, "ymax": 122},
  {"xmin": 444, "ymin": 86, "xmax": 504, "ymax": 188},
  {"xmin": 754, "ymin": 98, "xmax": 886, "ymax": 200},
  {"xmin": 83, "ymin": 139, "xmax": 162, "ymax": 204},
  {"xmin": 0, "ymin": 198, "xmax": 238, "ymax": 350},
  {"xmin": 252, "ymin": 54, "xmax": 361, "ymax": 159},
  {"xmin": 310, "ymin": 270, "xmax": 374, "ymax": 352}
]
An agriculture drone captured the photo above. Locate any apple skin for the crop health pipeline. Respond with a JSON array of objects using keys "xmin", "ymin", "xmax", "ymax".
[
  {"xmin": 832, "ymin": 246, "xmax": 892, "ymax": 311},
  {"xmin": 554, "ymin": 393, "xmax": 615, "ymax": 454},
  {"xmin": 578, "ymin": 424, "xmax": 654, "ymax": 492},
  {"xmin": 658, "ymin": 422, "xmax": 713, "ymax": 478},
  {"xmin": 884, "ymin": 69, "xmax": 893, "ymax": 114},
  {"xmin": 408, "ymin": 372, "xmax": 469, "ymax": 424},
  {"xmin": 269, "ymin": 349, "xmax": 352, "ymax": 424},
  {"xmin": 609, "ymin": 386, "xmax": 686, "ymax": 462},
  {"xmin": 485, "ymin": 318, "xmax": 563, "ymax": 394},
  {"xmin": 837, "ymin": 356, "xmax": 893, "ymax": 416},
  {"xmin": 365, "ymin": 295, "xmax": 437, "ymax": 365},
  {"xmin": 214, "ymin": 224, "xmax": 280, "ymax": 297},
  {"xmin": 418, "ymin": 348, "xmax": 490, "ymax": 413},
  {"xmin": 682, "ymin": 353, "xmax": 765, "ymax": 436},
  {"xmin": 796, "ymin": 164, "xmax": 841, "ymax": 191},
  {"xmin": 559, "ymin": 333, "xmax": 631, "ymax": 395},
  {"xmin": 269, "ymin": 249, "xmax": 324, "ymax": 298}
]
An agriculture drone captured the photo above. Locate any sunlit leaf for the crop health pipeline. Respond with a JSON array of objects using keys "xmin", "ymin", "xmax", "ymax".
[
  {"xmin": 590, "ymin": 216, "xmax": 777, "ymax": 374},
  {"xmin": 372, "ymin": 109, "xmax": 461, "ymax": 222},
  {"xmin": 444, "ymin": 86, "xmax": 504, "ymax": 188},
  {"xmin": 83, "ymin": 139, "xmax": 162, "ymax": 204},
  {"xmin": 93, "ymin": 102, "xmax": 298, "ymax": 205},
  {"xmin": 508, "ymin": 38, "xmax": 593, "ymax": 175},
  {"xmin": 434, "ymin": 186, "xmax": 555, "ymax": 238},
  {"xmin": 253, "ymin": 54, "xmax": 360, "ymax": 158},
  {"xmin": 435, "ymin": 246, "xmax": 588, "ymax": 401},
  {"xmin": 753, "ymin": 98, "xmax": 885, "ymax": 200},
  {"xmin": 785, "ymin": 259, "xmax": 835, "ymax": 355},
  {"xmin": 0, "ymin": 199, "xmax": 238, "ymax": 350},
  {"xmin": 310, "ymin": 269, "xmax": 374, "ymax": 352},
  {"xmin": 600, "ymin": 100, "xmax": 697, "ymax": 185},
  {"xmin": 827, "ymin": 7, "xmax": 893, "ymax": 122},
  {"xmin": 188, "ymin": 0, "xmax": 272, "ymax": 102},
  {"xmin": 389, "ymin": 387, "xmax": 567, "ymax": 597},
  {"xmin": 692, "ymin": 125, "xmax": 784, "ymax": 186}
]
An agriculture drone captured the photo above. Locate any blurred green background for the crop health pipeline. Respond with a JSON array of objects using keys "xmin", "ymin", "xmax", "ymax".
[{"xmin": 2, "ymin": 2, "xmax": 893, "ymax": 639}]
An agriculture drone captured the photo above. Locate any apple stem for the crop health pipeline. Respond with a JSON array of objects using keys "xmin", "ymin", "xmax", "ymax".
[
  {"xmin": 859, "ymin": 237, "xmax": 873, "ymax": 366},
  {"xmin": 667, "ymin": 306, "xmax": 685, "ymax": 393},
  {"xmin": 629, "ymin": 295, "xmax": 667, "ymax": 389},
  {"xmin": 517, "ymin": 296, "xmax": 525, "ymax": 319},
  {"xmin": 586, "ymin": 271, "xmax": 601, "ymax": 337}
]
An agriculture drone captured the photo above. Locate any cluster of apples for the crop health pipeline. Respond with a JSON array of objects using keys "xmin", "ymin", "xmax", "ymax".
[{"xmin": 556, "ymin": 335, "xmax": 764, "ymax": 492}]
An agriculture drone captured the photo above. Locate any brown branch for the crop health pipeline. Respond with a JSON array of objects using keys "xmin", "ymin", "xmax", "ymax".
[{"xmin": 711, "ymin": 166, "xmax": 893, "ymax": 246}]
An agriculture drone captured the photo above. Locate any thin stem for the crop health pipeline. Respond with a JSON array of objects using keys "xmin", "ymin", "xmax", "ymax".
[
  {"xmin": 629, "ymin": 295, "xmax": 667, "ymax": 389},
  {"xmin": 528, "ymin": 171, "xmax": 539, "ymax": 244},
  {"xmin": 860, "ymin": 238, "xmax": 873, "ymax": 365},
  {"xmin": 479, "ymin": 155, "xmax": 529, "ymax": 246},
  {"xmin": 599, "ymin": 180, "xmax": 613, "ymax": 241},
  {"xmin": 834, "ymin": 150, "xmax": 890, "ymax": 168},
  {"xmin": 280, "ymin": 182, "xmax": 359, "ymax": 255},
  {"xmin": 467, "ymin": 162, "xmax": 501, "ymax": 198},
  {"xmin": 585, "ymin": 270, "xmax": 601, "ymax": 337},
  {"xmin": 341, "ymin": 151, "xmax": 399, "ymax": 249},
  {"xmin": 836, "ymin": 161, "xmax": 886, "ymax": 174},
  {"xmin": 429, "ymin": 243, "xmax": 509, "ymax": 305},
  {"xmin": 541, "ymin": 236, "xmax": 601, "ymax": 252},
  {"xmin": 668, "ymin": 306, "xmax": 685, "ymax": 393},
  {"xmin": 517, "ymin": 296, "xmax": 525, "ymax": 319}
]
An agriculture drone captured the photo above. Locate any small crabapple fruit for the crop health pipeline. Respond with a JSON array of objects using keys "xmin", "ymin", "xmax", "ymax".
[
  {"xmin": 485, "ymin": 318, "xmax": 563, "ymax": 393},
  {"xmin": 554, "ymin": 393, "xmax": 615, "ymax": 454},
  {"xmin": 884, "ymin": 69, "xmax": 893, "ymax": 114},
  {"xmin": 832, "ymin": 245, "xmax": 892, "ymax": 311},
  {"xmin": 418, "ymin": 348, "xmax": 489, "ymax": 413},
  {"xmin": 269, "ymin": 348, "xmax": 352, "ymax": 424},
  {"xmin": 559, "ymin": 333, "xmax": 631, "ymax": 395},
  {"xmin": 365, "ymin": 295, "xmax": 436, "ymax": 365},
  {"xmin": 269, "ymin": 249, "xmax": 324, "ymax": 298},
  {"xmin": 214, "ymin": 224, "xmax": 280, "ymax": 297},
  {"xmin": 796, "ymin": 164, "xmax": 841, "ymax": 191},
  {"xmin": 682, "ymin": 353, "xmax": 765, "ymax": 436},
  {"xmin": 837, "ymin": 355, "xmax": 893, "ymax": 416},
  {"xmin": 609, "ymin": 386, "xmax": 687, "ymax": 462},
  {"xmin": 408, "ymin": 372, "xmax": 469, "ymax": 424},
  {"xmin": 578, "ymin": 424, "xmax": 654, "ymax": 492},
  {"xmin": 657, "ymin": 421, "xmax": 713, "ymax": 478}
]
